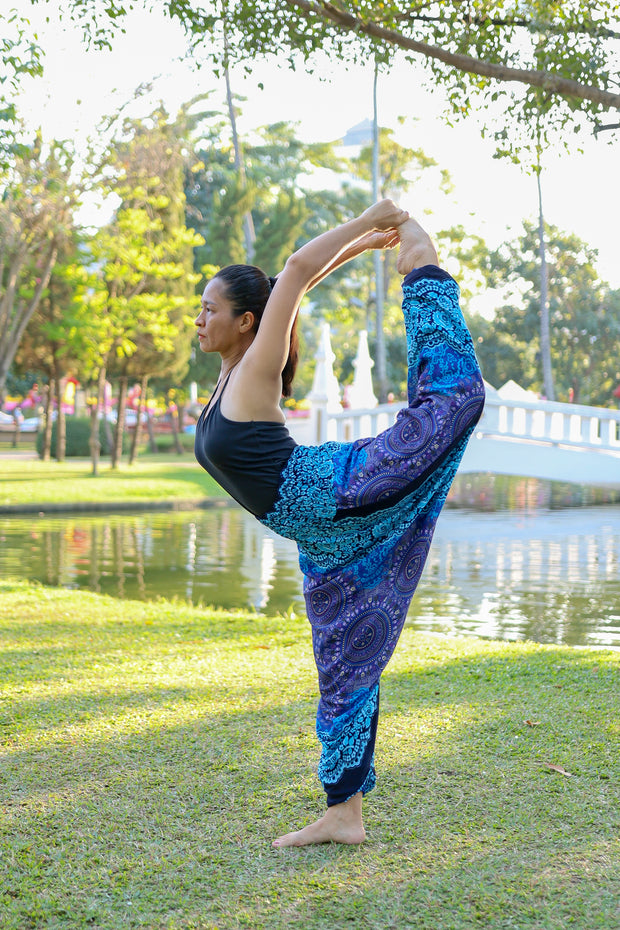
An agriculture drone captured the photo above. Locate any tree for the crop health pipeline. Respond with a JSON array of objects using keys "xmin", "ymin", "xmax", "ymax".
[
  {"xmin": 0, "ymin": 134, "xmax": 80, "ymax": 400},
  {"xmin": 475, "ymin": 222, "xmax": 620, "ymax": 405},
  {"xmin": 13, "ymin": 236, "xmax": 86, "ymax": 461},
  {"xmin": 0, "ymin": 9, "xmax": 43, "ymax": 169},
  {"xmin": 37, "ymin": 2, "xmax": 620, "ymax": 138},
  {"xmin": 185, "ymin": 116, "xmax": 351, "ymax": 395},
  {"xmin": 94, "ymin": 103, "xmax": 204, "ymax": 465},
  {"xmin": 91, "ymin": 190, "xmax": 202, "ymax": 467}
]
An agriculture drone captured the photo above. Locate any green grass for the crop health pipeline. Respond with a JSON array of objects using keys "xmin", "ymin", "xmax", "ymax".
[
  {"xmin": 0, "ymin": 457, "xmax": 223, "ymax": 509},
  {"xmin": 1, "ymin": 580, "xmax": 618, "ymax": 929}
]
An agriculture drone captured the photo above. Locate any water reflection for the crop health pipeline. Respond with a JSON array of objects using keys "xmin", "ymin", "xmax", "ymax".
[
  {"xmin": 0, "ymin": 508, "xmax": 304, "ymax": 615},
  {"xmin": 0, "ymin": 477, "xmax": 618, "ymax": 647},
  {"xmin": 411, "ymin": 507, "xmax": 619, "ymax": 647}
]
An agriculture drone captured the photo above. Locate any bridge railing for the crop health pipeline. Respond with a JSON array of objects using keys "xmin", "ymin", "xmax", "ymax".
[
  {"xmin": 305, "ymin": 394, "xmax": 620, "ymax": 454},
  {"xmin": 480, "ymin": 396, "xmax": 620, "ymax": 452}
]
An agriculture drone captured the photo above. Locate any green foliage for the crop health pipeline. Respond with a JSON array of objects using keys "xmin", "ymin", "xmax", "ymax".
[
  {"xmin": 14, "ymin": 232, "xmax": 87, "ymax": 393},
  {"xmin": 186, "ymin": 118, "xmax": 349, "ymax": 275},
  {"xmin": 469, "ymin": 221, "xmax": 620, "ymax": 404},
  {"xmin": 150, "ymin": 431, "xmax": 195, "ymax": 453},
  {"xmin": 5, "ymin": 370, "xmax": 41, "ymax": 396},
  {"xmin": 0, "ymin": 10, "xmax": 43, "ymax": 169},
  {"xmin": 204, "ymin": 173, "xmax": 254, "ymax": 267},
  {"xmin": 0, "ymin": 134, "xmax": 81, "ymax": 395},
  {"xmin": 37, "ymin": 1, "xmax": 620, "ymax": 153},
  {"xmin": 252, "ymin": 188, "xmax": 310, "ymax": 272},
  {"xmin": 86, "ymin": 104, "xmax": 205, "ymax": 389},
  {"xmin": 355, "ymin": 126, "xmax": 438, "ymax": 196}
]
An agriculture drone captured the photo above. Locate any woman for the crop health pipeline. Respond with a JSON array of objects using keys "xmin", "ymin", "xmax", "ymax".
[{"xmin": 194, "ymin": 201, "xmax": 485, "ymax": 848}]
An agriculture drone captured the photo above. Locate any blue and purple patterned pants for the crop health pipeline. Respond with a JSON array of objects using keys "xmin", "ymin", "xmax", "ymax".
[{"xmin": 261, "ymin": 266, "xmax": 485, "ymax": 805}]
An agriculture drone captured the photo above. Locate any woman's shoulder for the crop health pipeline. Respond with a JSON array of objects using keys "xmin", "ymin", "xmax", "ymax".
[{"xmin": 221, "ymin": 363, "xmax": 286, "ymax": 423}]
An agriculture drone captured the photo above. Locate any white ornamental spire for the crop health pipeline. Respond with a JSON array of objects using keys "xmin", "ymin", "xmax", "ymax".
[
  {"xmin": 309, "ymin": 322, "xmax": 342, "ymax": 413},
  {"xmin": 348, "ymin": 330, "xmax": 378, "ymax": 409}
]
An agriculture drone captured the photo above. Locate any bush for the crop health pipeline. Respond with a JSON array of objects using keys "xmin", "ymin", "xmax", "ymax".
[
  {"xmin": 37, "ymin": 417, "xmax": 129, "ymax": 458},
  {"xmin": 151, "ymin": 432, "xmax": 195, "ymax": 454}
]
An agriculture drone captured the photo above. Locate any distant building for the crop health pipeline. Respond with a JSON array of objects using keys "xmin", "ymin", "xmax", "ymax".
[{"xmin": 341, "ymin": 119, "xmax": 373, "ymax": 147}]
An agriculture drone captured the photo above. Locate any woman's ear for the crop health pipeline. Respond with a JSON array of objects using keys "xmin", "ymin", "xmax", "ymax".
[{"xmin": 238, "ymin": 311, "xmax": 255, "ymax": 334}]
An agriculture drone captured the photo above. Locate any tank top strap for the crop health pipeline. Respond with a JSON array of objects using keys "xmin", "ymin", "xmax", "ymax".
[{"xmin": 202, "ymin": 367, "xmax": 235, "ymax": 421}]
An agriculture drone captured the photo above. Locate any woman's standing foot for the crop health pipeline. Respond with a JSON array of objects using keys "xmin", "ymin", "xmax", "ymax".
[{"xmin": 272, "ymin": 792, "xmax": 366, "ymax": 848}]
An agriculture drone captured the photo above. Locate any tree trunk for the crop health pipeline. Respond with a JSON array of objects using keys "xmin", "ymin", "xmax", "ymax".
[
  {"xmin": 111, "ymin": 376, "xmax": 128, "ymax": 469},
  {"xmin": 90, "ymin": 367, "xmax": 106, "ymax": 477},
  {"xmin": 0, "ymin": 242, "xmax": 58, "ymax": 397},
  {"xmin": 537, "ymin": 169, "xmax": 555, "ymax": 401},
  {"xmin": 89, "ymin": 399, "xmax": 100, "ymax": 477},
  {"xmin": 41, "ymin": 383, "xmax": 53, "ymax": 461},
  {"xmin": 54, "ymin": 375, "xmax": 66, "ymax": 462},
  {"xmin": 11, "ymin": 411, "xmax": 22, "ymax": 448},
  {"xmin": 170, "ymin": 398, "xmax": 184, "ymax": 455},
  {"xmin": 146, "ymin": 409, "xmax": 157, "ymax": 454},
  {"xmin": 129, "ymin": 374, "xmax": 148, "ymax": 465}
]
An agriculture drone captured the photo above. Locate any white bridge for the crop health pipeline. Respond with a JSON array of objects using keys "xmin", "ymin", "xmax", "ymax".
[{"xmin": 287, "ymin": 325, "xmax": 620, "ymax": 489}]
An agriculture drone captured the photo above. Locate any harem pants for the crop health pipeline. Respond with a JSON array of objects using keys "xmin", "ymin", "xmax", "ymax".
[{"xmin": 261, "ymin": 266, "xmax": 485, "ymax": 805}]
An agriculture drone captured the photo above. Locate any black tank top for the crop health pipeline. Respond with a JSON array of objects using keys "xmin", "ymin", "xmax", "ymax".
[{"xmin": 194, "ymin": 378, "xmax": 297, "ymax": 517}]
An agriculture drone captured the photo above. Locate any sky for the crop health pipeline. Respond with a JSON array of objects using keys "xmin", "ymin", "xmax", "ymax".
[{"xmin": 10, "ymin": 2, "xmax": 620, "ymax": 293}]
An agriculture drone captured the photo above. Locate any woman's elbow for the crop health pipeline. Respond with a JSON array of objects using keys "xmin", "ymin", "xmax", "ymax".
[{"xmin": 283, "ymin": 251, "xmax": 316, "ymax": 280}]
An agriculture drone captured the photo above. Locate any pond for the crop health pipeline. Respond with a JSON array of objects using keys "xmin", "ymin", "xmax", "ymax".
[{"xmin": 1, "ymin": 475, "xmax": 619, "ymax": 648}]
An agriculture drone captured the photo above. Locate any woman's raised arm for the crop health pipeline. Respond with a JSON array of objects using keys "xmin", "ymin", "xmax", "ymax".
[{"xmin": 243, "ymin": 200, "xmax": 408, "ymax": 382}]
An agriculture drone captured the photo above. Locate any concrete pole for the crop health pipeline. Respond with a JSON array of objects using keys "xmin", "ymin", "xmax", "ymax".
[{"xmin": 372, "ymin": 61, "xmax": 388, "ymax": 403}]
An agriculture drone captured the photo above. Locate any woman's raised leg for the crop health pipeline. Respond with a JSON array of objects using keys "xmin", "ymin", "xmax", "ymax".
[{"xmin": 396, "ymin": 216, "xmax": 438, "ymax": 274}]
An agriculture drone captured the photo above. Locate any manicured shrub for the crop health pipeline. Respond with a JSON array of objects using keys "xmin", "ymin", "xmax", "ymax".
[{"xmin": 37, "ymin": 417, "xmax": 129, "ymax": 458}]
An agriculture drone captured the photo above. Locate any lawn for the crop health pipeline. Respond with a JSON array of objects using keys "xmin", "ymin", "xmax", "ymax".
[
  {"xmin": 0, "ymin": 456, "xmax": 223, "ymax": 510},
  {"xmin": 1, "ymin": 580, "xmax": 618, "ymax": 929}
]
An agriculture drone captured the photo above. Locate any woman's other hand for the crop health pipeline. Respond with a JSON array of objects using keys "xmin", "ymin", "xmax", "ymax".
[
  {"xmin": 361, "ymin": 199, "xmax": 409, "ymax": 231},
  {"xmin": 361, "ymin": 229, "xmax": 401, "ymax": 251}
]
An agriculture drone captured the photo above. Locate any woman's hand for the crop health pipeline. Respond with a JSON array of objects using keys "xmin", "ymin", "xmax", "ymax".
[
  {"xmin": 361, "ymin": 199, "xmax": 409, "ymax": 231},
  {"xmin": 359, "ymin": 229, "xmax": 401, "ymax": 251}
]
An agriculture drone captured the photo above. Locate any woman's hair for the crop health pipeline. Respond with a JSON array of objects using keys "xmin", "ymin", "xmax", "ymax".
[{"xmin": 213, "ymin": 264, "xmax": 299, "ymax": 398}]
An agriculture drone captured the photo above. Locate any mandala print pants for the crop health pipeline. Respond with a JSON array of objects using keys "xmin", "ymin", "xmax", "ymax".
[{"xmin": 261, "ymin": 266, "xmax": 485, "ymax": 806}]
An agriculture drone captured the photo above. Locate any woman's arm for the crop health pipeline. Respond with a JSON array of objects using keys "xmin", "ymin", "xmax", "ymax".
[
  {"xmin": 305, "ymin": 229, "xmax": 400, "ymax": 292},
  {"xmin": 243, "ymin": 200, "xmax": 408, "ymax": 382}
]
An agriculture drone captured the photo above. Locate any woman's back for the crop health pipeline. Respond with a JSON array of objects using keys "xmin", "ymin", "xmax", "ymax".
[{"xmin": 195, "ymin": 385, "xmax": 296, "ymax": 516}]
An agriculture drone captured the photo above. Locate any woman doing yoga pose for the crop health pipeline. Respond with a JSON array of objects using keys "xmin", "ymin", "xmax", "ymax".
[{"xmin": 194, "ymin": 200, "xmax": 485, "ymax": 848}]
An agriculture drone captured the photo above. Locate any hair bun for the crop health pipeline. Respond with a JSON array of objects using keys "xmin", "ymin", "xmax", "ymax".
[{"xmin": 268, "ymin": 276, "xmax": 278, "ymax": 291}]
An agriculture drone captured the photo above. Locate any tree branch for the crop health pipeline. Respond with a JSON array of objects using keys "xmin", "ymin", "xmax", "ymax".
[
  {"xmin": 286, "ymin": 0, "xmax": 620, "ymax": 110},
  {"xmin": 0, "ymin": 244, "xmax": 28, "ymax": 337},
  {"xmin": 390, "ymin": 8, "xmax": 620, "ymax": 41},
  {"xmin": 7, "ymin": 242, "xmax": 58, "ymax": 352}
]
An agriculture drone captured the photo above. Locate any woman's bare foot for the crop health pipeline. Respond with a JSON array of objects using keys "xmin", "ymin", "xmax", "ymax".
[
  {"xmin": 396, "ymin": 217, "xmax": 439, "ymax": 275},
  {"xmin": 272, "ymin": 792, "xmax": 366, "ymax": 848}
]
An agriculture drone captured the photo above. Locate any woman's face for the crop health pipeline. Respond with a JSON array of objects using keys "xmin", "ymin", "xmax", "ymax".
[{"xmin": 195, "ymin": 278, "xmax": 238, "ymax": 355}]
